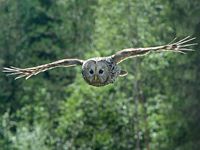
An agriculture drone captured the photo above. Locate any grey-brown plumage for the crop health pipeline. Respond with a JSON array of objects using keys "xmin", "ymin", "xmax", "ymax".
[
  {"xmin": 82, "ymin": 57, "xmax": 122, "ymax": 87},
  {"xmin": 2, "ymin": 36, "xmax": 197, "ymax": 87}
]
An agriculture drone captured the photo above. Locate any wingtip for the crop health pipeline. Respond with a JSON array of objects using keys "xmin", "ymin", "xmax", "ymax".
[
  {"xmin": 2, "ymin": 67, "xmax": 10, "ymax": 72},
  {"xmin": 25, "ymin": 74, "xmax": 33, "ymax": 80},
  {"xmin": 15, "ymin": 76, "xmax": 23, "ymax": 80},
  {"xmin": 10, "ymin": 66, "xmax": 17, "ymax": 68},
  {"xmin": 14, "ymin": 77, "xmax": 20, "ymax": 80},
  {"xmin": 176, "ymin": 51, "xmax": 187, "ymax": 54}
]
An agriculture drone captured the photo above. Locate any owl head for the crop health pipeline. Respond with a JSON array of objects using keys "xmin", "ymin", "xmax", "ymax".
[{"xmin": 82, "ymin": 58, "xmax": 111, "ymax": 87}]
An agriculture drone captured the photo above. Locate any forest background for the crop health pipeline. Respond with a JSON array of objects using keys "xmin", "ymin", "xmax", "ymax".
[{"xmin": 0, "ymin": 0, "xmax": 199, "ymax": 150}]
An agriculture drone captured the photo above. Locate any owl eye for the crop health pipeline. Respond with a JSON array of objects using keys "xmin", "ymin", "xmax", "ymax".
[
  {"xmin": 99, "ymin": 69, "xmax": 103, "ymax": 74},
  {"xmin": 89, "ymin": 70, "xmax": 94, "ymax": 74}
]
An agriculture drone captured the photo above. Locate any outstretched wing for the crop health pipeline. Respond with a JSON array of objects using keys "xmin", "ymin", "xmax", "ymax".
[
  {"xmin": 111, "ymin": 36, "xmax": 197, "ymax": 64},
  {"xmin": 3, "ymin": 59, "xmax": 84, "ymax": 80}
]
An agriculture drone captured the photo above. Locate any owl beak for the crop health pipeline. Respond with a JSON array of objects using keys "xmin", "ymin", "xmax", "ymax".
[{"xmin": 95, "ymin": 75, "xmax": 97, "ymax": 81}]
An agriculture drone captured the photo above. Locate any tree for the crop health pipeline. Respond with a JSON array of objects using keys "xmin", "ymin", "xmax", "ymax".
[{"xmin": 0, "ymin": 0, "xmax": 199, "ymax": 149}]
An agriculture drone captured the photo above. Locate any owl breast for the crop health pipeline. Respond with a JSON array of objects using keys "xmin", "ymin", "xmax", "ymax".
[{"xmin": 82, "ymin": 57, "xmax": 121, "ymax": 87}]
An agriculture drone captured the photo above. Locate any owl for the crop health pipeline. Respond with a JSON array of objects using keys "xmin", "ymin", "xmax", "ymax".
[{"xmin": 3, "ymin": 36, "xmax": 197, "ymax": 87}]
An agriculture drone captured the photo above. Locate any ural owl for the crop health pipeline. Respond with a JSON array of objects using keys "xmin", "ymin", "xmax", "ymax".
[{"xmin": 3, "ymin": 36, "xmax": 197, "ymax": 87}]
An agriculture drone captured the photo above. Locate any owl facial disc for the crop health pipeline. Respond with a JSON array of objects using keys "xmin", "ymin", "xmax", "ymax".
[{"xmin": 82, "ymin": 58, "xmax": 116, "ymax": 87}]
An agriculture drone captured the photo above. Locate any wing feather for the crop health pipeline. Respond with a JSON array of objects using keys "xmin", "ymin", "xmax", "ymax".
[
  {"xmin": 3, "ymin": 59, "xmax": 84, "ymax": 80},
  {"xmin": 112, "ymin": 36, "xmax": 197, "ymax": 64}
]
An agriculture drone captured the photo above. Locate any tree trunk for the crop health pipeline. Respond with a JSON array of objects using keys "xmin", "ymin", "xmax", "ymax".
[
  {"xmin": 127, "ymin": 1, "xmax": 140, "ymax": 149},
  {"xmin": 139, "ymin": 79, "xmax": 150, "ymax": 150}
]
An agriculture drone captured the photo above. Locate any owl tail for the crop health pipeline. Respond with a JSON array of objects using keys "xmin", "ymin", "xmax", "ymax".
[{"xmin": 119, "ymin": 69, "xmax": 128, "ymax": 76}]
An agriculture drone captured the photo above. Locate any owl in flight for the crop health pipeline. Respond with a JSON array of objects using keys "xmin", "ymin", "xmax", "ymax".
[{"xmin": 3, "ymin": 36, "xmax": 197, "ymax": 87}]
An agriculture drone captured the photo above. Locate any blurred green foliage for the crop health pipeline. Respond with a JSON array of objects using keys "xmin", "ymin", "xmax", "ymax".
[{"xmin": 0, "ymin": 0, "xmax": 199, "ymax": 149}]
